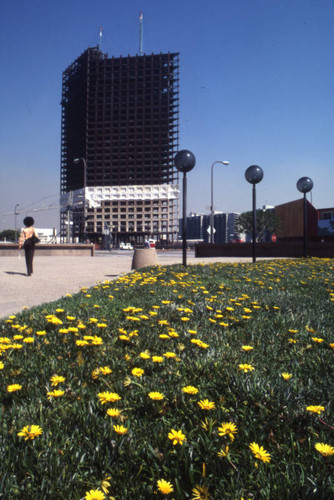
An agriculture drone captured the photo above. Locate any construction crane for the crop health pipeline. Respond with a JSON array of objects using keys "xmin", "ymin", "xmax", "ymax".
[{"xmin": 139, "ymin": 11, "xmax": 143, "ymax": 55}]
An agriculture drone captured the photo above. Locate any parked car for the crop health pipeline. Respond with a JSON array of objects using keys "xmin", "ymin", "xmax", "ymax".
[{"xmin": 119, "ymin": 242, "xmax": 133, "ymax": 250}]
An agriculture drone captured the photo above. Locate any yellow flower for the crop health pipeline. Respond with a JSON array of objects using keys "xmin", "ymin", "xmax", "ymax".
[
  {"xmin": 197, "ymin": 399, "xmax": 216, "ymax": 410},
  {"xmin": 191, "ymin": 484, "xmax": 210, "ymax": 500},
  {"xmin": 238, "ymin": 364, "xmax": 255, "ymax": 373},
  {"xmin": 98, "ymin": 392, "xmax": 121, "ymax": 404},
  {"xmin": 306, "ymin": 405, "xmax": 325, "ymax": 415},
  {"xmin": 168, "ymin": 429, "xmax": 187, "ymax": 445},
  {"xmin": 281, "ymin": 372, "xmax": 293, "ymax": 380},
  {"xmin": 182, "ymin": 386, "xmax": 199, "ymax": 395},
  {"xmin": 47, "ymin": 390, "xmax": 65, "ymax": 399},
  {"xmin": 241, "ymin": 345, "xmax": 253, "ymax": 351},
  {"xmin": 131, "ymin": 367, "xmax": 144, "ymax": 377},
  {"xmin": 17, "ymin": 424, "xmax": 43, "ymax": 440},
  {"xmin": 85, "ymin": 489, "xmax": 106, "ymax": 500},
  {"xmin": 113, "ymin": 424, "xmax": 128, "ymax": 435},
  {"xmin": 217, "ymin": 445, "xmax": 229, "ymax": 457},
  {"xmin": 249, "ymin": 442, "xmax": 271, "ymax": 463},
  {"xmin": 139, "ymin": 351, "xmax": 151, "ymax": 359},
  {"xmin": 315, "ymin": 442, "xmax": 334, "ymax": 457},
  {"xmin": 99, "ymin": 366, "xmax": 112, "ymax": 375},
  {"xmin": 163, "ymin": 352, "xmax": 176, "ymax": 358},
  {"xmin": 218, "ymin": 422, "xmax": 238, "ymax": 441},
  {"xmin": 0, "ymin": 361, "xmax": 4, "ymax": 369},
  {"xmin": 50, "ymin": 375, "xmax": 65, "ymax": 386},
  {"xmin": 23, "ymin": 337, "xmax": 34, "ymax": 343},
  {"xmin": 152, "ymin": 356, "xmax": 164, "ymax": 363},
  {"xmin": 311, "ymin": 337, "xmax": 324, "ymax": 343},
  {"xmin": 148, "ymin": 392, "xmax": 164, "ymax": 400},
  {"xmin": 106, "ymin": 408, "xmax": 122, "ymax": 417},
  {"xmin": 157, "ymin": 479, "xmax": 174, "ymax": 495},
  {"xmin": 36, "ymin": 330, "xmax": 47, "ymax": 336},
  {"xmin": 7, "ymin": 384, "xmax": 22, "ymax": 392}
]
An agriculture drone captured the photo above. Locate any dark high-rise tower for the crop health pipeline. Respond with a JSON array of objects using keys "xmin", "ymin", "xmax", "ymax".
[{"xmin": 60, "ymin": 47, "xmax": 180, "ymax": 244}]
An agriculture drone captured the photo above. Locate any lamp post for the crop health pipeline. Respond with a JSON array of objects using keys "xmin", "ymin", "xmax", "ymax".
[
  {"xmin": 74, "ymin": 158, "xmax": 87, "ymax": 242},
  {"xmin": 210, "ymin": 161, "xmax": 230, "ymax": 244},
  {"xmin": 297, "ymin": 176, "xmax": 313, "ymax": 258},
  {"xmin": 14, "ymin": 204, "xmax": 20, "ymax": 243},
  {"xmin": 174, "ymin": 150, "xmax": 196, "ymax": 267},
  {"xmin": 245, "ymin": 165, "xmax": 264, "ymax": 263}
]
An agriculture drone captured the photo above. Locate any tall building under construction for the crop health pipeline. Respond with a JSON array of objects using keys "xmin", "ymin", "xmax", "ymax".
[{"xmin": 60, "ymin": 47, "xmax": 180, "ymax": 244}]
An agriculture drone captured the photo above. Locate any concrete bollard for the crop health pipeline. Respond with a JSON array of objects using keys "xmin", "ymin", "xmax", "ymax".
[{"xmin": 131, "ymin": 248, "xmax": 159, "ymax": 270}]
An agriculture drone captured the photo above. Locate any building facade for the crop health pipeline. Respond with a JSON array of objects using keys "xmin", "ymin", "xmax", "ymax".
[
  {"xmin": 60, "ymin": 47, "xmax": 180, "ymax": 244},
  {"xmin": 183, "ymin": 212, "xmax": 240, "ymax": 243}
]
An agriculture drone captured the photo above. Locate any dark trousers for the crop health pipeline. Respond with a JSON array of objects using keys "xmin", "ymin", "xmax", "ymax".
[{"xmin": 24, "ymin": 246, "xmax": 35, "ymax": 275}]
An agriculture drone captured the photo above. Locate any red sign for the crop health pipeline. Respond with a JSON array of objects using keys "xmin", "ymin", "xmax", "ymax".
[{"xmin": 272, "ymin": 234, "xmax": 277, "ymax": 242}]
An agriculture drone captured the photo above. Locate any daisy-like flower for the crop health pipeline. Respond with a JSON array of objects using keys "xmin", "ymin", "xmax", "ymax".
[
  {"xmin": 113, "ymin": 425, "xmax": 128, "ymax": 435},
  {"xmin": 23, "ymin": 337, "xmax": 34, "ymax": 343},
  {"xmin": 281, "ymin": 372, "xmax": 293, "ymax": 380},
  {"xmin": 197, "ymin": 399, "xmax": 216, "ymax": 410},
  {"xmin": 163, "ymin": 352, "xmax": 176, "ymax": 358},
  {"xmin": 217, "ymin": 445, "xmax": 229, "ymax": 457},
  {"xmin": 241, "ymin": 345, "xmax": 253, "ymax": 351},
  {"xmin": 191, "ymin": 484, "xmax": 210, "ymax": 500},
  {"xmin": 85, "ymin": 489, "xmax": 106, "ymax": 500},
  {"xmin": 131, "ymin": 367, "xmax": 144, "ymax": 377},
  {"xmin": 7, "ymin": 384, "xmax": 22, "ymax": 392},
  {"xmin": 306, "ymin": 405, "xmax": 325, "ymax": 415},
  {"xmin": 311, "ymin": 337, "xmax": 324, "ymax": 343},
  {"xmin": 99, "ymin": 366, "xmax": 112, "ymax": 375},
  {"xmin": 152, "ymin": 356, "xmax": 164, "ymax": 363},
  {"xmin": 17, "ymin": 424, "xmax": 43, "ymax": 440},
  {"xmin": 249, "ymin": 442, "xmax": 271, "ymax": 463},
  {"xmin": 182, "ymin": 386, "xmax": 199, "ymax": 395},
  {"xmin": 315, "ymin": 442, "xmax": 334, "ymax": 457},
  {"xmin": 238, "ymin": 364, "xmax": 255, "ymax": 373},
  {"xmin": 0, "ymin": 361, "xmax": 4, "ymax": 369},
  {"xmin": 98, "ymin": 392, "xmax": 121, "ymax": 404},
  {"xmin": 148, "ymin": 392, "xmax": 164, "ymax": 400},
  {"xmin": 36, "ymin": 330, "xmax": 47, "ymax": 336},
  {"xmin": 50, "ymin": 375, "xmax": 65, "ymax": 386},
  {"xmin": 218, "ymin": 422, "xmax": 238, "ymax": 441},
  {"xmin": 168, "ymin": 429, "xmax": 187, "ymax": 446},
  {"xmin": 106, "ymin": 408, "xmax": 122, "ymax": 418},
  {"xmin": 47, "ymin": 390, "xmax": 65, "ymax": 399},
  {"xmin": 139, "ymin": 351, "xmax": 151, "ymax": 359},
  {"xmin": 157, "ymin": 479, "xmax": 174, "ymax": 495}
]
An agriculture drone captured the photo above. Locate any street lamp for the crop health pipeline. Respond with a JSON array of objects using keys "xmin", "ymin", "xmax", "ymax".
[
  {"xmin": 74, "ymin": 158, "xmax": 87, "ymax": 241},
  {"xmin": 174, "ymin": 150, "xmax": 196, "ymax": 267},
  {"xmin": 14, "ymin": 204, "xmax": 20, "ymax": 243},
  {"xmin": 245, "ymin": 165, "xmax": 264, "ymax": 263},
  {"xmin": 210, "ymin": 160, "xmax": 230, "ymax": 243},
  {"xmin": 297, "ymin": 176, "xmax": 313, "ymax": 258}
]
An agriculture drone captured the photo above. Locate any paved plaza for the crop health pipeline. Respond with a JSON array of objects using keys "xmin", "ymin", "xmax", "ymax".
[{"xmin": 0, "ymin": 250, "xmax": 254, "ymax": 318}]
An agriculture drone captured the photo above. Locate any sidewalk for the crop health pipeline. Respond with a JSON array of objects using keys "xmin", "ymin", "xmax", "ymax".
[{"xmin": 0, "ymin": 251, "xmax": 254, "ymax": 319}]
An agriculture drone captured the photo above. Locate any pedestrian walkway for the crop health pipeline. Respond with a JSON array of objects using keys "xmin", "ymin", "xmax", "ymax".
[{"xmin": 0, "ymin": 250, "xmax": 254, "ymax": 319}]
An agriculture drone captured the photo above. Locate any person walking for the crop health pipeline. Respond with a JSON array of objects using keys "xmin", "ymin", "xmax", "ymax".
[{"xmin": 18, "ymin": 217, "xmax": 40, "ymax": 276}]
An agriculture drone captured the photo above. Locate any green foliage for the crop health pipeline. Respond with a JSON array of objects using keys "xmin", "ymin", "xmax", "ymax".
[
  {"xmin": 0, "ymin": 259, "xmax": 333, "ymax": 499},
  {"xmin": 236, "ymin": 210, "xmax": 281, "ymax": 241},
  {"xmin": 0, "ymin": 229, "xmax": 20, "ymax": 242}
]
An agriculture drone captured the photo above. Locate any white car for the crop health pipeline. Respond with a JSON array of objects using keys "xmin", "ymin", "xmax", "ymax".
[{"xmin": 119, "ymin": 242, "xmax": 133, "ymax": 250}]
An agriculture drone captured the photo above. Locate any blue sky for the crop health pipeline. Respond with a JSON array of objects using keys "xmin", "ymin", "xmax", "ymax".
[{"xmin": 1, "ymin": 0, "xmax": 333, "ymax": 230}]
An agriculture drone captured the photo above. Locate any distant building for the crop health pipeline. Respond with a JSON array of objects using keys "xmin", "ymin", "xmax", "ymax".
[
  {"xmin": 181, "ymin": 212, "xmax": 240, "ymax": 243},
  {"xmin": 275, "ymin": 199, "xmax": 318, "ymax": 238},
  {"xmin": 60, "ymin": 47, "xmax": 180, "ymax": 244},
  {"xmin": 318, "ymin": 207, "xmax": 334, "ymax": 236}
]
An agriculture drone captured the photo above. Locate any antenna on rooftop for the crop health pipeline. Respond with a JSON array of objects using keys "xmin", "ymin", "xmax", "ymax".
[
  {"xmin": 139, "ymin": 12, "xmax": 143, "ymax": 55},
  {"xmin": 98, "ymin": 27, "xmax": 103, "ymax": 50}
]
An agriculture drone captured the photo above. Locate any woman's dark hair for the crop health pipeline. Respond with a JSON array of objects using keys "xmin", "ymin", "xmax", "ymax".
[{"xmin": 23, "ymin": 216, "xmax": 34, "ymax": 227}]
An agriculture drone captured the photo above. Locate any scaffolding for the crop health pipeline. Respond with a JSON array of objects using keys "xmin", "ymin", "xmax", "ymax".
[{"xmin": 60, "ymin": 47, "xmax": 180, "ymax": 243}]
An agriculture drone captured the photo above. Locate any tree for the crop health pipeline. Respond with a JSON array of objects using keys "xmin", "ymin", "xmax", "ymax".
[
  {"xmin": 236, "ymin": 210, "xmax": 281, "ymax": 242},
  {"xmin": 0, "ymin": 229, "xmax": 20, "ymax": 242}
]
